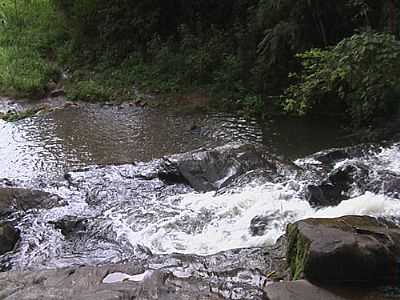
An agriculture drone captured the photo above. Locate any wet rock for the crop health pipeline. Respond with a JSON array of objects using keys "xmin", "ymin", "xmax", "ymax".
[
  {"xmin": 250, "ymin": 215, "xmax": 272, "ymax": 236},
  {"xmin": 286, "ymin": 215, "xmax": 400, "ymax": 285},
  {"xmin": 0, "ymin": 247, "xmax": 271, "ymax": 300},
  {"xmin": 49, "ymin": 216, "xmax": 88, "ymax": 237},
  {"xmin": 330, "ymin": 162, "xmax": 370, "ymax": 191},
  {"xmin": 0, "ymin": 243, "xmax": 272, "ymax": 299},
  {"xmin": 0, "ymin": 223, "xmax": 20, "ymax": 255},
  {"xmin": 250, "ymin": 211, "xmax": 297, "ymax": 237},
  {"xmin": 312, "ymin": 149, "xmax": 350, "ymax": 165},
  {"xmin": 0, "ymin": 187, "xmax": 66, "ymax": 216},
  {"xmin": 366, "ymin": 170, "xmax": 400, "ymax": 198},
  {"xmin": 265, "ymin": 280, "xmax": 394, "ymax": 300},
  {"xmin": 305, "ymin": 162, "xmax": 370, "ymax": 207},
  {"xmin": 305, "ymin": 184, "xmax": 344, "ymax": 207},
  {"xmin": 311, "ymin": 144, "xmax": 378, "ymax": 166},
  {"xmin": 158, "ymin": 144, "xmax": 288, "ymax": 192}
]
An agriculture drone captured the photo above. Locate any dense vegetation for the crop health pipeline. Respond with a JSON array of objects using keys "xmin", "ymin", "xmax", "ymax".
[{"xmin": 1, "ymin": 0, "xmax": 400, "ymax": 127}]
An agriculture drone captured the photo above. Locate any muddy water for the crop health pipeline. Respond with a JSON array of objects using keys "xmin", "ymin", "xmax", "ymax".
[{"xmin": 0, "ymin": 102, "xmax": 346, "ymax": 183}]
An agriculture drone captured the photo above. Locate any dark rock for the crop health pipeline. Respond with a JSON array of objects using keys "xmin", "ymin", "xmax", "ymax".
[
  {"xmin": 0, "ymin": 187, "xmax": 66, "ymax": 216},
  {"xmin": 311, "ymin": 144, "xmax": 378, "ymax": 166},
  {"xmin": 49, "ymin": 216, "xmax": 88, "ymax": 237},
  {"xmin": 265, "ymin": 280, "xmax": 394, "ymax": 300},
  {"xmin": 313, "ymin": 149, "xmax": 350, "ymax": 165},
  {"xmin": 329, "ymin": 162, "xmax": 370, "ymax": 192},
  {"xmin": 158, "ymin": 144, "xmax": 290, "ymax": 192},
  {"xmin": 305, "ymin": 162, "xmax": 370, "ymax": 207},
  {"xmin": 306, "ymin": 184, "xmax": 344, "ymax": 207},
  {"xmin": 250, "ymin": 215, "xmax": 271, "ymax": 236},
  {"xmin": 286, "ymin": 215, "xmax": 400, "ymax": 285},
  {"xmin": 0, "ymin": 223, "xmax": 20, "ymax": 255},
  {"xmin": 250, "ymin": 211, "xmax": 297, "ymax": 237}
]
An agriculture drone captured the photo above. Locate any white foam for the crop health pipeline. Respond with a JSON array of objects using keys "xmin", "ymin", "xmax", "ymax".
[
  {"xmin": 375, "ymin": 144, "xmax": 400, "ymax": 174},
  {"xmin": 102, "ymin": 270, "xmax": 153, "ymax": 284},
  {"xmin": 105, "ymin": 143, "xmax": 400, "ymax": 256},
  {"xmin": 109, "ymin": 180, "xmax": 400, "ymax": 256}
]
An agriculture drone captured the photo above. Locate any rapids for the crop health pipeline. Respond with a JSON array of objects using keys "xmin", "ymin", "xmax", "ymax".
[{"xmin": 1, "ymin": 100, "xmax": 399, "ymax": 274}]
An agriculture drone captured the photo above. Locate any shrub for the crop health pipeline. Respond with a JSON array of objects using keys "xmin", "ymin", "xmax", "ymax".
[{"xmin": 284, "ymin": 32, "xmax": 400, "ymax": 126}]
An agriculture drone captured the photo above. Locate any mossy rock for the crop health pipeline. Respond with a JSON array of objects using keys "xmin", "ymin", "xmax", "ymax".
[
  {"xmin": 287, "ymin": 223, "xmax": 311, "ymax": 280},
  {"xmin": 286, "ymin": 215, "xmax": 400, "ymax": 285}
]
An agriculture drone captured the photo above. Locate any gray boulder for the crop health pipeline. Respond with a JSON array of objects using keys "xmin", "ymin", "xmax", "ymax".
[
  {"xmin": 158, "ymin": 144, "xmax": 290, "ymax": 192},
  {"xmin": 265, "ymin": 280, "xmax": 394, "ymax": 300},
  {"xmin": 286, "ymin": 215, "xmax": 400, "ymax": 285}
]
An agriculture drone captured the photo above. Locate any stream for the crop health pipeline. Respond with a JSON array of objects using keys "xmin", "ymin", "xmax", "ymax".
[{"xmin": 1, "ymin": 99, "xmax": 400, "ymax": 299}]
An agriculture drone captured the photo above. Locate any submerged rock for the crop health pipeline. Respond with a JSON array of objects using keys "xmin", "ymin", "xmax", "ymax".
[
  {"xmin": 286, "ymin": 215, "xmax": 400, "ymax": 285},
  {"xmin": 305, "ymin": 183, "xmax": 344, "ymax": 207},
  {"xmin": 49, "ymin": 216, "xmax": 88, "ymax": 238},
  {"xmin": 0, "ymin": 187, "xmax": 66, "ymax": 216},
  {"xmin": 0, "ymin": 223, "xmax": 20, "ymax": 255},
  {"xmin": 305, "ymin": 158, "xmax": 400, "ymax": 206},
  {"xmin": 311, "ymin": 144, "xmax": 378, "ymax": 166},
  {"xmin": 158, "ymin": 143, "xmax": 291, "ymax": 192},
  {"xmin": 304, "ymin": 160, "xmax": 373, "ymax": 207}
]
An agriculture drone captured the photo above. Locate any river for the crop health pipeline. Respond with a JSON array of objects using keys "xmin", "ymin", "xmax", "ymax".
[{"xmin": 1, "ymin": 100, "xmax": 400, "ymax": 276}]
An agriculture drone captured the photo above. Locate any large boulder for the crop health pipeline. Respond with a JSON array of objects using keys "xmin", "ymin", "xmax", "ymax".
[
  {"xmin": 286, "ymin": 216, "xmax": 400, "ymax": 285},
  {"xmin": 0, "ymin": 223, "xmax": 20, "ymax": 255},
  {"xmin": 0, "ymin": 248, "xmax": 270, "ymax": 300},
  {"xmin": 158, "ymin": 144, "xmax": 292, "ymax": 192},
  {"xmin": 265, "ymin": 280, "xmax": 394, "ymax": 300},
  {"xmin": 0, "ymin": 187, "xmax": 65, "ymax": 215}
]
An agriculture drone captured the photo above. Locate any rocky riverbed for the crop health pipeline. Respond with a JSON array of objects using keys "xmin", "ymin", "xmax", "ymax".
[{"xmin": 1, "ymin": 98, "xmax": 400, "ymax": 299}]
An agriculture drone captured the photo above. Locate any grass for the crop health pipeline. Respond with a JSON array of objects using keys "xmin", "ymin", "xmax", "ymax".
[
  {"xmin": 0, "ymin": 0, "xmax": 262, "ymax": 117},
  {"xmin": 0, "ymin": 0, "xmax": 65, "ymax": 98}
]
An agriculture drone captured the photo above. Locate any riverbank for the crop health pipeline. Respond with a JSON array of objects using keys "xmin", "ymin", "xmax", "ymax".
[{"xmin": 4, "ymin": 0, "xmax": 400, "ymax": 130}]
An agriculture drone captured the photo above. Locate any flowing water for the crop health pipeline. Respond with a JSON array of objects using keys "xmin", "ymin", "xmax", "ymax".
[{"xmin": 1, "ymin": 100, "xmax": 400, "ymax": 275}]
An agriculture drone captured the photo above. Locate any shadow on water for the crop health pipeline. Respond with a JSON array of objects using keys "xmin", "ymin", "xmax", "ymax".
[{"xmin": 260, "ymin": 116, "xmax": 351, "ymax": 160}]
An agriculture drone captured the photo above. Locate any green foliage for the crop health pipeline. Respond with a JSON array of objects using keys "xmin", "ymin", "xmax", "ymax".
[
  {"xmin": 284, "ymin": 32, "xmax": 400, "ymax": 125},
  {"xmin": 65, "ymin": 79, "xmax": 114, "ymax": 103},
  {"xmin": 255, "ymin": 0, "xmax": 387, "ymax": 94},
  {"xmin": 0, "ymin": 0, "xmax": 397, "ymax": 127},
  {"xmin": 0, "ymin": 0, "xmax": 65, "ymax": 97}
]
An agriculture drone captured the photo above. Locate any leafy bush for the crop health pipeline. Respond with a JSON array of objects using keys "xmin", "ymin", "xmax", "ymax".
[{"xmin": 284, "ymin": 32, "xmax": 400, "ymax": 126}]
